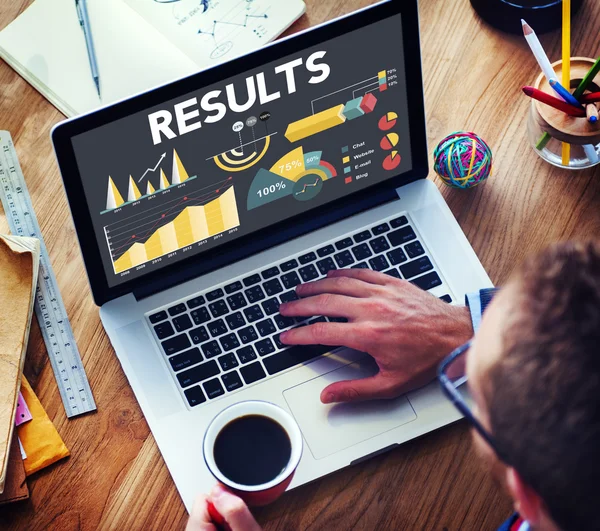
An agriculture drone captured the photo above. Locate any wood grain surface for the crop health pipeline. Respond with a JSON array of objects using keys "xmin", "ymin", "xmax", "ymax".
[{"xmin": 1, "ymin": 0, "xmax": 599, "ymax": 529}]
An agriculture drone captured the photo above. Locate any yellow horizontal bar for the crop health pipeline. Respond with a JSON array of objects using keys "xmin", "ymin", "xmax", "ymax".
[{"xmin": 285, "ymin": 105, "xmax": 346, "ymax": 143}]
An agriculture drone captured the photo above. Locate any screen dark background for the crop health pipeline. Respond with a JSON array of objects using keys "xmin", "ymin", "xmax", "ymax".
[{"xmin": 72, "ymin": 14, "xmax": 410, "ymax": 288}]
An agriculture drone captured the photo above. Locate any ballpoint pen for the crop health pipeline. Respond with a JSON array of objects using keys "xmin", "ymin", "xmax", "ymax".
[{"xmin": 75, "ymin": 0, "xmax": 101, "ymax": 98}]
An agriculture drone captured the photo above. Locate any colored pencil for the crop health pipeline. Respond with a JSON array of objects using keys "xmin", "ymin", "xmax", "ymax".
[
  {"xmin": 522, "ymin": 19, "xmax": 558, "ymax": 152},
  {"xmin": 580, "ymin": 92, "xmax": 600, "ymax": 104},
  {"xmin": 583, "ymin": 144, "xmax": 599, "ymax": 164},
  {"xmin": 586, "ymin": 104, "xmax": 599, "ymax": 123},
  {"xmin": 562, "ymin": 0, "xmax": 571, "ymax": 165},
  {"xmin": 521, "ymin": 20, "xmax": 557, "ymax": 84},
  {"xmin": 522, "ymin": 86, "xmax": 586, "ymax": 116},
  {"xmin": 573, "ymin": 57, "xmax": 600, "ymax": 100},
  {"xmin": 550, "ymin": 79, "xmax": 581, "ymax": 108}
]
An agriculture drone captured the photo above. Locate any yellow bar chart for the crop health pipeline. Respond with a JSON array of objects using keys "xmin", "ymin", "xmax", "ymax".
[{"xmin": 113, "ymin": 186, "xmax": 239, "ymax": 273}]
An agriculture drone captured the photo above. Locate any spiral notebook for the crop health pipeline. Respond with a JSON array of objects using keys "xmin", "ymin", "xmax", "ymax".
[{"xmin": 0, "ymin": 0, "xmax": 306, "ymax": 117}]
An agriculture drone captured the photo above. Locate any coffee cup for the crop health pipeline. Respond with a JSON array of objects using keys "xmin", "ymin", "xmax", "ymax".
[{"xmin": 203, "ymin": 401, "xmax": 303, "ymax": 507}]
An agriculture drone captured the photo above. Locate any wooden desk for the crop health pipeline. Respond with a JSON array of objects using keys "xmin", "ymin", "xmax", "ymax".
[{"xmin": 1, "ymin": 0, "xmax": 599, "ymax": 528}]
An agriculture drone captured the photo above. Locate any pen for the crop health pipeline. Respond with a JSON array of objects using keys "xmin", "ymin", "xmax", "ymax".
[{"xmin": 75, "ymin": 0, "xmax": 101, "ymax": 98}]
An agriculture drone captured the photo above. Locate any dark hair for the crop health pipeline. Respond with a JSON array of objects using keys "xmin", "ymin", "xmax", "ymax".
[{"xmin": 487, "ymin": 241, "xmax": 600, "ymax": 531}]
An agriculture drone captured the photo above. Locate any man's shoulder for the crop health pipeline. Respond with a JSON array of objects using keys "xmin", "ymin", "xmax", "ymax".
[{"xmin": 498, "ymin": 513, "xmax": 528, "ymax": 531}]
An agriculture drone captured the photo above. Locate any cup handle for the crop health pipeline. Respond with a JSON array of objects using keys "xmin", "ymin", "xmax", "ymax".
[{"xmin": 207, "ymin": 501, "xmax": 232, "ymax": 531}]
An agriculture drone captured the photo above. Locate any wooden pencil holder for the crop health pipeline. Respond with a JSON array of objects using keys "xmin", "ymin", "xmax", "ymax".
[{"xmin": 528, "ymin": 57, "xmax": 600, "ymax": 169}]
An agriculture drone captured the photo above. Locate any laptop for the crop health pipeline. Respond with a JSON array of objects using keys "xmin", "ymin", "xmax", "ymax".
[{"xmin": 52, "ymin": 0, "xmax": 492, "ymax": 511}]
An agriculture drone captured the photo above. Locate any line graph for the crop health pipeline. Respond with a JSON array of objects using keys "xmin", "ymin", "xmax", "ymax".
[
  {"xmin": 105, "ymin": 176, "xmax": 239, "ymax": 273},
  {"xmin": 138, "ymin": 152, "xmax": 167, "ymax": 183},
  {"xmin": 294, "ymin": 178, "xmax": 320, "ymax": 196},
  {"xmin": 198, "ymin": 13, "xmax": 268, "ymax": 38},
  {"xmin": 126, "ymin": 0, "xmax": 282, "ymax": 64}
]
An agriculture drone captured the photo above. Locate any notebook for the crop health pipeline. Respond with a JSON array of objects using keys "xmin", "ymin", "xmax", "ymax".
[
  {"xmin": 0, "ymin": 433, "xmax": 29, "ymax": 506},
  {"xmin": 0, "ymin": 0, "xmax": 306, "ymax": 117},
  {"xmin": 0, "ymin": 235, "xmax": 40, "ymax": 494}
]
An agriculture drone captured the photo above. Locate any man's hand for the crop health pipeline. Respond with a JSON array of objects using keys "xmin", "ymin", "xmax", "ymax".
[
  {"xmin": 186, "ymin": 485, "xmax": 262, "ymax": 531},
  {"xmin": 279, "ymin": 269, "xmax": 473, "ymax": 404}
]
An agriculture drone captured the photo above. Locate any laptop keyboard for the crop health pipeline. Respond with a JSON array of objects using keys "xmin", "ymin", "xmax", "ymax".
[{"xmin": 147, "ymin": 214, "xmax": 453, "ymax": 409}]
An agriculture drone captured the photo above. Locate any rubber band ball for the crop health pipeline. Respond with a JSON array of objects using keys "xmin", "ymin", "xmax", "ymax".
[{"xmin": 433, "ymin": 132, "xmax": 493, "ymax": 189}]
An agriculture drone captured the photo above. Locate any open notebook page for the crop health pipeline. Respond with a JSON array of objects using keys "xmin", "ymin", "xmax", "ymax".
[
  {"xmin": 124, "ymin": 0, "xmax": 306, "ymax": 69},
  {"xmin": 0, "ymin": 0, "xmax": 198, "ymax": 117}
]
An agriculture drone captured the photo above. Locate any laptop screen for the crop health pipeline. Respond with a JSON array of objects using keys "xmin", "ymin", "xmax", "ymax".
[{"xmin": 71, "ymin": 12, "xmax": 411, "ymax": 288}]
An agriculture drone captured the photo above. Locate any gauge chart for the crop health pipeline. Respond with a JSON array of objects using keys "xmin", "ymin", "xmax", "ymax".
[{"xmin": 247, "ymin": 147, "xmax": 337, "ymax": 210}]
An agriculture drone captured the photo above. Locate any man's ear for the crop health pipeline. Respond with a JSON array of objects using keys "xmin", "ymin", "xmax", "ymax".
[{"xmin": 505, "ymin": 467, "xmax": 543, "ymax": 526}]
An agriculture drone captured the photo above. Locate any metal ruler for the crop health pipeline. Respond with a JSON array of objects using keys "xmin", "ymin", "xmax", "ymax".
[{"xmin": 0, "ymin": 131, "xmax": 96, "ymax": 418}]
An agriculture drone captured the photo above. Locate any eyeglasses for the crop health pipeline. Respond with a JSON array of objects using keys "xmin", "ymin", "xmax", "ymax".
[{"xmin": 437, "ymin": 340, "xmax": 508, "ymax": 463}]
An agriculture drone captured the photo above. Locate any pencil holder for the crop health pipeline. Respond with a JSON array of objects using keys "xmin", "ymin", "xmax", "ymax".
[{"xmin": 528, "ymin": 58, "xmax": 600, "ymax": 169}]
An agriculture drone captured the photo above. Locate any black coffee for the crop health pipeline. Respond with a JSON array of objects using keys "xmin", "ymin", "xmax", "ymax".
[{"xmin": 213, "ymin": 415, "xmax": 291, "ymax": 486}]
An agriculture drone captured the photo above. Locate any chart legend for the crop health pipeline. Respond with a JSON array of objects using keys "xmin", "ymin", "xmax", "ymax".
[{"xmin": 378, "ymin": 70, "xmax": 388, "ymax": 91}]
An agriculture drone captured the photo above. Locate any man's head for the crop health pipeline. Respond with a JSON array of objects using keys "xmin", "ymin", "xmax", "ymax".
[{"xmin": 467, "ymin": 241, "xmax": 600, "ymax": 531}]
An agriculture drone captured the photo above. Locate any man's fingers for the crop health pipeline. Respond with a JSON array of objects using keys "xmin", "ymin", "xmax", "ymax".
[
  {"xmin": 281, "ymin": 322, "xmax": 363, "ymax": 350},
  {"xmin": 186, "ymin": 495, "xmax": 216, "ymax": 531},
  {"xmin": 321, "ymin": 370, "xmax": 438, "ymax": 404},
  {"xmin": 279, "ymin": 293, "xmax": 359, "ymax": 319},
  {"xmin": 327, "ymin": 268, "xmax": 392, "ymax": 285},
  {"xmin": 295, "ymin": 276, "xmax": 382, "ymax": 299},
  {"xmin": 210, "ymin": 485, "xmax": 262, "ymax": 531},
  {"xmin": 320, "ymin": 373, "xmax": 404, "ymax": 404}
]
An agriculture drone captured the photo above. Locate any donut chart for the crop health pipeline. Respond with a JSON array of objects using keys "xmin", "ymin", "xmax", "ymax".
[
  {"xmin": 378, "ymin": 112, "xmax": 398, "ymax": 131},
  {"xmin": 383, "ymin": 151, "xmax": 401, "ymax": 171}
]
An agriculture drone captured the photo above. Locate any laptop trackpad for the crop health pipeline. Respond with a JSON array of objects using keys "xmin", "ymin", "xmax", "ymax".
[{"xmin": 283, "ymin": 356, "xmax": 417, "ymax": 460}]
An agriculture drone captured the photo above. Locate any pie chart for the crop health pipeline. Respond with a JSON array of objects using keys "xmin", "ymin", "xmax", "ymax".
[
  {"xmin": 378, "ymin": 112, "xmax": 398, "ymax": 131},
  {"xmin": 380, "ymin": 132, "xmax": 399, "ymax": 150},
  {"xmin": 383, "ymin": 151, "xmax": 401, "ymax": 171}
]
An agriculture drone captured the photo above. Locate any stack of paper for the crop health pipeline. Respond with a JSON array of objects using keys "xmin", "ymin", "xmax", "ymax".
[{"xmin": 0, "ymin": 235, "xmax": 40, "ymax": 494}]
